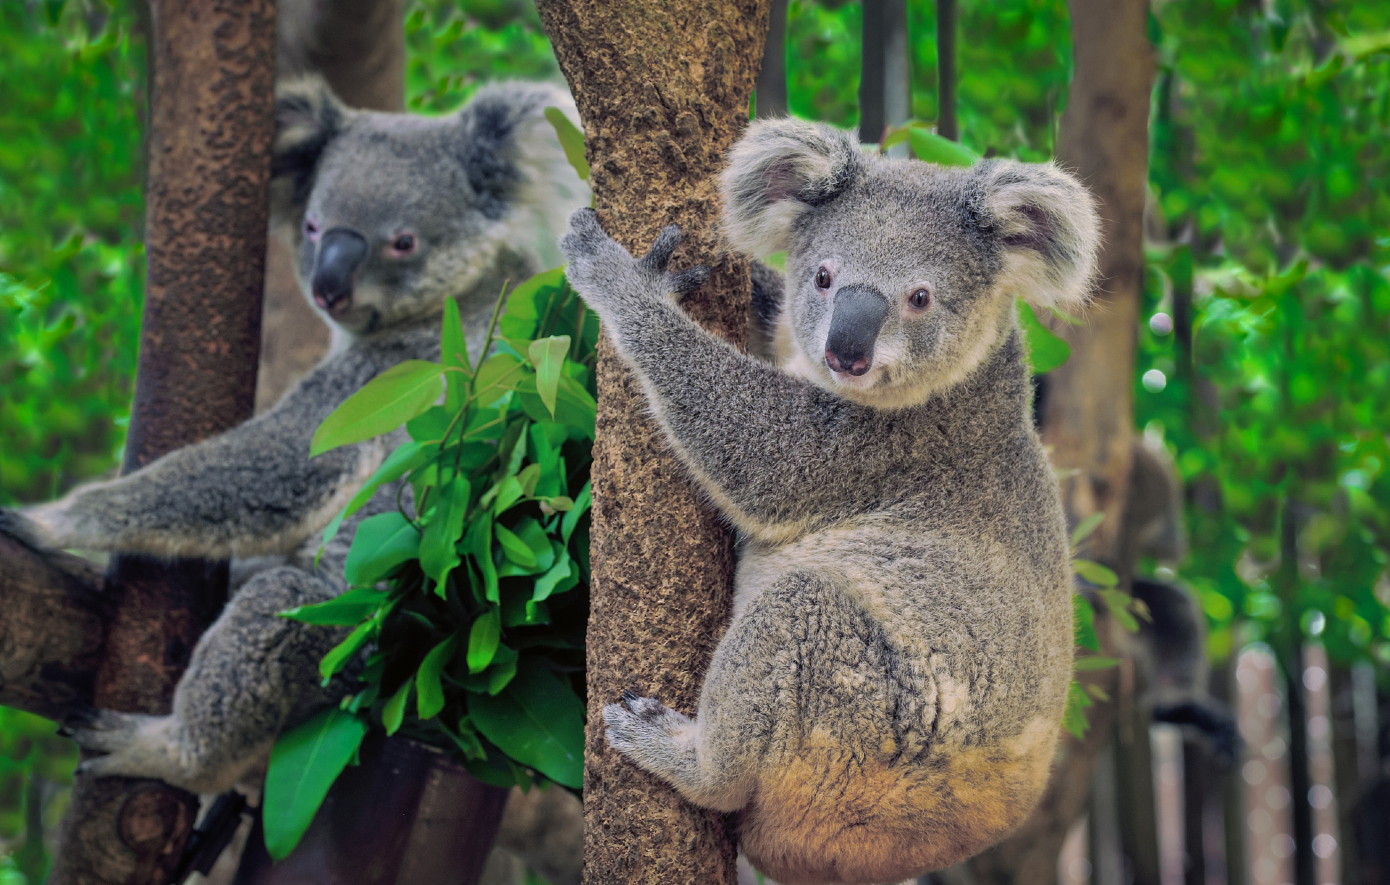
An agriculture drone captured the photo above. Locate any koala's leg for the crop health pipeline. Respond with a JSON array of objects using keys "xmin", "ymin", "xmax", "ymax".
[{"xmin": 67, "ymin": 566, "xmax": 347, "ymax": 794}]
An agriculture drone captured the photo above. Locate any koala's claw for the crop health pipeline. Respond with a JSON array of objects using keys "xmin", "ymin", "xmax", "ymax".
[
  {"xmin": 669, "ymin": 266, "xmax": 710, "ymax": 296},
  {"xmin": 620, "ymin": 688, "xmax": 642, "ymax": 706},
  {"xmin": 640, "ymin": 225, "xmax": 683, "ymax": 273}
]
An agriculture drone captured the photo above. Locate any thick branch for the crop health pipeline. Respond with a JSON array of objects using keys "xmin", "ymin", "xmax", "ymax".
[
  {"xmin": 0, "ymin": 534, "xmax": 107, "ymax": 721},
  {"xmin": 533, "ymin": 2, "xmax": 770, "ymax": 883}
]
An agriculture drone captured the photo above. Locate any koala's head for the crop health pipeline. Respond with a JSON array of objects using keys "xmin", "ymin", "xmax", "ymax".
[
  {"xmin": 721, "ymin": 119, "xmax": 1100, "ymax": 409},
  {"xmin": 271, "ymin": 78, "xmax": 588, "ymax": 337}
]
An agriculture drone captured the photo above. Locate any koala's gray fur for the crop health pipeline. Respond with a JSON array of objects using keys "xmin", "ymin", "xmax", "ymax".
[
  {"xmin": 558, "ymin": 118, "xmax": 1100, "ymax": 885},
  {"xmin": 2, "ymin": 77, "xmax": 587, "ymax": 794}
]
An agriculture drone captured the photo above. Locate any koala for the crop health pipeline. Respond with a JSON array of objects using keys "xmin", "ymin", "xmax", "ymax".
[
  {"xmin": 557, "ymin": 118, "xmax": 1100, "ymax": 885},
  {"xmin": 1116, "ymin": 440, "xmax": 1239, "ymax": 764},
  {"xmin": 0, "ymin": 77, "xmax": 587, "ymax": 794}
]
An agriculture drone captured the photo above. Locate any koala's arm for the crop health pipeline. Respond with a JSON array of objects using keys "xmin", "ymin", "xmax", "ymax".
[
  {"xmin": 561, "ymin": 212, "xmax": 882, "ymax": 537},
  {"xmin": 6, "ymin": 353, "xmax": 386, "ymax": 560}
]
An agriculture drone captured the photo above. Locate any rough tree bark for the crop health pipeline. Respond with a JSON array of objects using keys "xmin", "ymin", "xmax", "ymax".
[
  {"xmin": 964, "ymin": 1, "xmax": 1154, "ymax": 884},
  {"xmin": 46, "ymin": 1, "xmax": 277, "ymax": 882},
  {"xmin": 532, "ymin": 3, "xmax": 771, "ymax": 883}
]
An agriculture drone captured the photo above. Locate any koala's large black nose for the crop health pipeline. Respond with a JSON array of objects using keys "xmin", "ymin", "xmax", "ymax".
[
  {"xmin": 825, "ymin": 285, "xmax": 888, "ymax": 377},
  {"xmin": 312, "ymin": 228, "xmax": 368, "ymax": 310}
]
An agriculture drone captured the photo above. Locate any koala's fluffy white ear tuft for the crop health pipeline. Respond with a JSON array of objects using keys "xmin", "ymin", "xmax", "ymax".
[
  {"xmin": 720, "ymin": 119, "xmax": 863, "ymax": 257},
  {"xmin": 975, "ymin": 160, "xmax": 1101, "ymax": 313},
  {"xmin": 270, "ymin": 77, "xmax": 350, "ymax": 229}
]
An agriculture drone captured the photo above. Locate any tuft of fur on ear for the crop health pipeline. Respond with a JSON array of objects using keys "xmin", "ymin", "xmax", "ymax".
[
  {"xmin": 270, "ymin": 76, "xmax": 350, "ymax": 230},
  {"xmin": 974, "ymin": 159, "xmax": 1101, "ymax": 313},
  {"xmin": 719, "ymin": 119, "xmax": 864, "ymax": 257},
  {"xmin": 454, "ymin": 82, "xmax": 578, "ymax": 223},
  {"xmin": 455, "ymin": 82, "xmax": 588, "ymax": 268}
]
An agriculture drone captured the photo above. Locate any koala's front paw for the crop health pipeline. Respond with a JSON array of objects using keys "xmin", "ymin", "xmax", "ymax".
[
  {"xmin": 602, "ymin": 691, "xmax": 692, "ymax": 766},
  {"xmin": 559, "ymin": 210, "xmax": 710, "ymax": 322}
]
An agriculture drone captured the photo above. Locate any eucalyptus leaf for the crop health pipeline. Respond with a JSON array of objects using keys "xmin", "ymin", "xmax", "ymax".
[
  {"xmin": 468, "ymin": 608, "xmax": 502, "ymax": 673},
  {"xmin": 543, "ymin": 107, "xmax": 590, "ymax": 181},
  {"xmin": 420, "ymin": 476, "xmax": 471, "ymax": 589},
  {"xmin": 263, "ymin": 708, "xmax": 367, "ymax": 860},
  {"xmin": 528, "ymin": 335, "xmax": 571, "ymax": 419},
  {"xmin": 310, "ymin": 360, "xmax": 443, "ymax": 456},
  {"xmin": 469, "ymin": 662, "xmax": 584, "ymax": 789},
  {"xmin": 442, "ymin": 297, "xmax": 472, "ymax": 412},
  {"xmin": 382, "ymin": 679, "xmax": 411, "ymax": 735},
  {"xmin": 906, "ymin": 130, "xmax": 980, "ymax": 167},
  {"xmin": 1017, "ymin": 300, "xmax": 1071, "ymax": 374},
  {"xmin": 280, "ymin": 586, "xmax": 388, "ymax": 626},
  {"xmin": 416, "ymin": 635, "xmax": 460, "ymax": 721},
  {"xmin": 322, "ymin": 441, "xmax": 437, "ymax": 546},
  {"xmin": 343, "ymin": 512, "xmax": 420, "ymax": 587}
]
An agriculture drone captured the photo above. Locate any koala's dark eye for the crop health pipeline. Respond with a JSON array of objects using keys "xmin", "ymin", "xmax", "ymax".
[
  {"xmin": 303, "ymin": 218, "xmax": 320, "ymax": 241},
  {"xmin": 388, "ymin": 233, "xmax": 417, "ymax": 256},
  {"xmin": 908, "ymin": 287, "xmax": 932, "ymax": 310},
  {"xmin": 815, "ymin": 266, "xmax": 833, "ymax": 289}
]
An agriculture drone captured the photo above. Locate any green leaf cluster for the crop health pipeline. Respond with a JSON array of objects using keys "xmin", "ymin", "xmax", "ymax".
[{"xmin": 264, "ymin": 269, "xmax": 597, "ymax": 859}]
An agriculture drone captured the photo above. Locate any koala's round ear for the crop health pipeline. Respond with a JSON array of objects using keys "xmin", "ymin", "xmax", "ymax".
[
  {"xmin": 973, "ymin": 160, "xmax": 1101, "ymax": 313},
  {"xmin": 269, "ymin": 76, "xmax": 349, "ymax": 229},
  {"xmin": 719, "ymin": 119, "xmax": 863, "ymax": 256}
]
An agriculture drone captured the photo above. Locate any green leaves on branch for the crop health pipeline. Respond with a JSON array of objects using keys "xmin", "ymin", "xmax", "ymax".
[{"xmin": 270, "ymin": 267, "xmax": 595, "ymax": 858}]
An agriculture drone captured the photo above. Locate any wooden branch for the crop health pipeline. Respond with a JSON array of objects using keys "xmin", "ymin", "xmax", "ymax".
[
  {"xmin": 0, "ymin": 533, "xmax": 108, "ymax": 722},
  {"xmin": 533, "ymin": 2, "xmax": 770, "ymax": 882}
]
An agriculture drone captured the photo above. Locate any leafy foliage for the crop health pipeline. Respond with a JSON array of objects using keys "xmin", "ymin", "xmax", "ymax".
[
  {"xmin": 266, "ymin": 269, "xmax": 596, "ymax": 857},
  {"xmin": 0, "ymin": 0, "xmax": 146, "ymax": 507}
]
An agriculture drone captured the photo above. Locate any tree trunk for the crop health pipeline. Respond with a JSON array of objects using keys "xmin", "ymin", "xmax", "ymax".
[
  {"xmin": 48, "ymin": 1, "xmax": 277, "ymax": 882},
  {"xmin": 532, "ymin": 3, "xmax": 770, "ymax": 883},
  {"xmin": 859, "ymin": 0, "xmax": 910, "ymax": 146},
  {"xmin": 754, "ymin": 0, "xmax": 789, "ymax": 119},
  {"xmin": 257, "ymin": 0, "xmax": 408, "ymax": 412},
  {"xmin": 965, "ymin": 1, "xmax": 1153, "ymax": 883}
]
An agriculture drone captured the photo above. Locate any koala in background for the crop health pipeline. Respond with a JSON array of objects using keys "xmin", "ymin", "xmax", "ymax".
[
  {"xmin": 1119, "ymin": 440, "xmax": 1240, "ymax": 764},
  {"xmin": 0, "ymin": 77, "xmax": 587, "ymax": 793},
  {"xmin": 558, "ymin": 119, "xmax": 1100, "ymax": 885}
]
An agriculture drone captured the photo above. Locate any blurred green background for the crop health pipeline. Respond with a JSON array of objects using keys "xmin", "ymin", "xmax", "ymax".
[{"xmin": 2, "ymin": 0, "xmax": 1388, "ymax": 880}]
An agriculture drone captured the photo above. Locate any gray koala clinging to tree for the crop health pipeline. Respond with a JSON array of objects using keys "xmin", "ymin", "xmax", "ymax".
[
  {"xmin": 558, "ymin": 119, "xmax": 1100, "ymax": 885},
  {"xmin": 0, "ymin": 77, "xmax": 587, "ymax": 793}
]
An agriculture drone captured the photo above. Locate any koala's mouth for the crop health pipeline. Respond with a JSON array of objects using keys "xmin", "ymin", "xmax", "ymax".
[{"xmin": 314, "ymin": 293, "xmax": 355, "ymax": 319}]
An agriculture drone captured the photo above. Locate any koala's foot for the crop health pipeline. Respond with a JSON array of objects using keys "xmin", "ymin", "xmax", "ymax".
[
  {"xmin": 62, "ymin": 707, "xmax": 245, "ymax": 794},
  {"xmin": 602, "ymin": 691, "xmax": 694, "ymax": 762},
  {"xmin": 559, "ymin": 210, "xmax": 709, "ymax": 322}
]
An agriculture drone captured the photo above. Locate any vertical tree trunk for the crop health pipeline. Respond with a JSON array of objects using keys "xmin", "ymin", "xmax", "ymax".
[
  {"xmin": 754, "ymin": 0, "xmax": 789, "ymax": 119},
  {"xmin": 966, "ymin": 1, "xmax": 1153, "ymax": 883},
  {"xmin": 859, "ymin": 0, "xmax": 910, "ymax": 146},
  {"xmin": 935, "ymin": 0, "xmax": 958, "ymax": 141},
  {"xmin": 257, "ymin": 0, "xmax": 408, "ymax": 412},
  {"xmin": 48, "ymin": 2, "xmax": 276, "ymax": 882},
  {"xmin": 532, "ymin": 3, "xmax": 771, "ymax": 883}
]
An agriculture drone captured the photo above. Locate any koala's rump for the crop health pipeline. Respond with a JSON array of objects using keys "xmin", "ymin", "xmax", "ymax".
[
  {"xmin": 739, "ymin": 722, "xmax": 1055, "ymax": 884},
  {"xmin": 727, "ymin": 529, "xmax": 1070, "ymax": 883}
]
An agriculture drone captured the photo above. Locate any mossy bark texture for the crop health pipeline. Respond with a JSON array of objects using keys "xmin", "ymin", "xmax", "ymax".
[
  {"xmin": 48, "ymin": 1, "xmax": 276, "ymax": 882},
  {"xmin": 967, "ymin": 2, "xmax": 1154, "ymax": 884},
  {"xmin": 533, "ymin": 3, "xmax": 771, "ymax": 883}
]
